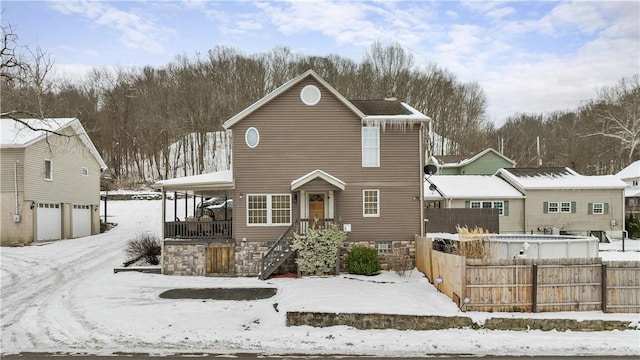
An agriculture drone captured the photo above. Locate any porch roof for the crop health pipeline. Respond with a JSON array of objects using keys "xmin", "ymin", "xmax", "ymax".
[
  {"xmin": 291, "ymin": 169, "xmax": 346, "ymax": 191},
  {"xmin": 153, "ymin": 170, "xmax": 234, "ymax": 193}
]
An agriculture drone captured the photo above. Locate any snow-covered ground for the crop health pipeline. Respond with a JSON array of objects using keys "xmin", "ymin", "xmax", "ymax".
[{"xmin": 1, "ymin": 200, "xmax": 639, "ymax": 357}]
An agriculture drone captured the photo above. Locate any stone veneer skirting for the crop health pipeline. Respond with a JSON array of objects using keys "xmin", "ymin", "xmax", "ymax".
[{"xmin": 163, "ymin": 238, "xmax": 416, "ymax": 277}]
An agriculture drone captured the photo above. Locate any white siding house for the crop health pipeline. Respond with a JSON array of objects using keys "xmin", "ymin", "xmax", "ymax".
[{"xmin": 0, "ymin": 118, "xmax": 107, "ymax": 245}]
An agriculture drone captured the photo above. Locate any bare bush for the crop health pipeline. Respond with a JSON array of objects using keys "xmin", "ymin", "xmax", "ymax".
[
  {"xmin": 125, "ymin": 232, "xmax": 161, "ymax": 265},
  {"xmin": 388, "ymin": 248, "xmax": 412, "ymax": 276}
]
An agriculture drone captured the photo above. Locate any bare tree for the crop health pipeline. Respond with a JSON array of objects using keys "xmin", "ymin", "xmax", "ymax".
[{"xmin": 583, "ymin": 75, "xmax": 640, "ymax": 163}]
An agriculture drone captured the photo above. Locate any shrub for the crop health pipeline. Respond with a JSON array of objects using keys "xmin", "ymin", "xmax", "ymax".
[
  {"xmin": 291, "ymin": 223, "xmax": 346, "ymax": 275},
  {"xmin": 388, "ymin": 247, "xmax": 412, "ymax": 276},
  {"xmin": 626, "ymin": 214, "xmax": 640, "ymax": 239},
  {"xmin": 125, "ymin": 232, "xmax": 161, "ymax": 265},
  {"xmin": 345, "ymin": 246, "xmax": 381, "ymax": 276}
]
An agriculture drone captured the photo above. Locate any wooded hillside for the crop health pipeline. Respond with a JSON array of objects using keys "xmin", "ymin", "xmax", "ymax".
[{"xmin": 2, "ymin": 25, "xmax": 638, "ymax": 184}]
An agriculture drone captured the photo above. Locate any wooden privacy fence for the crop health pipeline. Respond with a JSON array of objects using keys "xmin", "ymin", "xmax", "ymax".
[
  {"xmin": 415, "ymin": 235, "xmax": 640, "ymax": 313},
  {"xmin": 424, "ymin": 208, "xmax": 499, "ymax": 233}
]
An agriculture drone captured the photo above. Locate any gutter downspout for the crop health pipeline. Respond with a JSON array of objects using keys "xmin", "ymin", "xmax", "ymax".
[
  {"xmin": 419, "ymin": 124, "xmax": 425, "ymax": 237},
  {"xmin": 14, "ymin": 160, "xmax": 20, "ymax": 217}
]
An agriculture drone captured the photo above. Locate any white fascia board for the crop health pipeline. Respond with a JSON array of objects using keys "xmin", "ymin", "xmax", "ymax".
[{"xmin": 291, "ymin": 169, "xmax": 346, "ymax": 191}]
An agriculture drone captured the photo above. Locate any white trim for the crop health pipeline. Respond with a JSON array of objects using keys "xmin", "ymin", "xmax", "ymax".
[
  {"xmin": 592, "ymin": 202, "xmax": 604, "ymax": 215},
  {"xmin": 362, "ymin": 126, "xmax": 380, "ymax": 167},
  {"xmin": 246, "ymin": 194, "xmax": 292, "ymax": 226},
  {"xmin": 363, "ymin": 189, "xmax": 380, "ymax": 217},
  {"xmin": 223, "ymin": 70, "xmax": 365, "ymax": 129},
  {"xmin": 291, "ymin": 169, "xmax": 346, "ymax": 191},
  {"xmin": 245, "ymin": 127, "xmax": 260, "ymax": 148}
]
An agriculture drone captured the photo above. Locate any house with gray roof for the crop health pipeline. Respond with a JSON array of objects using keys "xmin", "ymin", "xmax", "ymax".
[
  {"xmin": 1, "ymin": 118, "xmax": 107, "ymax": 245},
  {"xmin": 430, "ymin": 148, "xmax": 515, "ymax": 175}
]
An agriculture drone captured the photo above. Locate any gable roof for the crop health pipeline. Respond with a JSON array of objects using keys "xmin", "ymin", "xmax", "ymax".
[
  {"xmin": 291, "ymin": 169, "xmax": 346, "ymax": 191},
  {"xmin": 425, "ymin": 175, "xmax": 524, "ymax": 200},
  {"xmin": 223, "ymin": 69, "xmax": 430, "ymax": 129},
  {"xmin": 616, "ymin": 160, "xmax": 640, "ymax": 180},
  {"xmin": 223, "ymin": 69, "xmax": 364, "ymax": 129},
  {"xmin": 497, "ymin": 167, "xmax": 627, "ymax": 190},
  {"xmin": 432, "ymin": 148, "xmax": 516, "ymax": 168},
  {"xmin": 1, "ymin": 118, "xmax": 107, "ymax": 170}
]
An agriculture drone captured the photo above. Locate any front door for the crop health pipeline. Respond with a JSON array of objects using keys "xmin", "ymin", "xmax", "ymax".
[{"xmin": 308, "ymin": 194, "xmax": 325, "ymax": 228}]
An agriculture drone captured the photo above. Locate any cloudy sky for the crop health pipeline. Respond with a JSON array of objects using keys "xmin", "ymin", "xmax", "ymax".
[{"xmin": 2, "ymin": 0, "xmax": 638, "ymax": 124}]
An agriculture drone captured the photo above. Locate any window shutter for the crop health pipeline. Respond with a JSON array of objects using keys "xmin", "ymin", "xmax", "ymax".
[
  {"xmin": 543, "ymin": 202, "xmax": 548, "ymax": 214},
  {"xmin": 571, "ymin": 201, "xmax": 577, "ymax": 214},
  {"xmin": 504, "ymin": 201, "xmax": 509, "ymax": 216},
  {"xmin": 588, "ymin": 203, "xmax": 593, "ymax": 215},
  {"xmin": 465, "ymin": 201, "xmax": 470, "ymax": 208},
  {"xmin": 604, "ymin": 203, "xmax": 609, "ymax": 214}
]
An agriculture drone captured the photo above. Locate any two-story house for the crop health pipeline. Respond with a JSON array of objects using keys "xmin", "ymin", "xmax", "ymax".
[
  {"xmin": 1, "ymin": 118, "xmax": 107, "ymax": 246},
  {"xmin": 616, "ymin": 160, "xmax": 640, "ymax": 216},
  {"xmin": 156, "ymin": 70, "xmax": 431, "ymax": 277}
]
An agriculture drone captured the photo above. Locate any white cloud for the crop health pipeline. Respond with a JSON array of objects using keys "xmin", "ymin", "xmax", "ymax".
[{"xmin": 49, "ymin": 0, "xmax": 169, "ymax": 53}]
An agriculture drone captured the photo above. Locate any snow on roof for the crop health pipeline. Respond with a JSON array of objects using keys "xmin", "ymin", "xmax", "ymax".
[
  {"xmin": 1, "ymin": 118, "xmax": 76, "ymax": 145},
  {"xmin": 625, "ymin": 187, "xmax": 640, "ymax": 198},
  {"xmin": 1, "ymin": 118, "xmax": 107, "ymax": 170},
  {"xmin": 432, "ymin": 148, "xmax": 515, "ymax": 168},
  {"xmin": 153, "ymin": 170, "xmax": 234, "ymax": 191},
  {"xmin": 616, "ymin": 160, "xmax": 640, "ymax": 180},
  {"xmin": 497, "ymin": 167, "xmax": 627, "ymax": 190},
  {"xmin": 424, "ymin": 175, "xmax": 524, "ymax": 199}
]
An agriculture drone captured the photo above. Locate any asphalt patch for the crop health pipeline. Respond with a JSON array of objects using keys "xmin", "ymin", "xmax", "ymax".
[{"xmin": 159, "ymin": 288, "xmax": 277, "ymax": 300}]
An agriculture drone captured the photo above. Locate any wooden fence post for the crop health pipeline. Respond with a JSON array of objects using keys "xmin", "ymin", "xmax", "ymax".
[
  {"xmin": 532, "ymin": 263, "xmax": 538, "ymax": 313},
  {"xmin": 601, "ymin": 263, "xmax": 607, "ymax": 313}
]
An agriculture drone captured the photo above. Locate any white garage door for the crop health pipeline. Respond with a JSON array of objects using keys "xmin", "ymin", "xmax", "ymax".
[
  {"xmin": 37, "ymin": 203, "xmax": 61, "ymax": 241},
  {"xmin": 72, "ymin": 204, "xmax": 92, "ymax": 238}
]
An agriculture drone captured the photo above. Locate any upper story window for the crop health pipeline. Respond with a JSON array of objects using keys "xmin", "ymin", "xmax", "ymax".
[
  {"xmin": 44, "ymin": 159, "xmax": 52, "ymax": 181},
  {"xmin": 362, "ymin": 126, "xmax": 380, "ymax": 167},
  {"xmin": 81, "ymin": 166, "xmax": 89, "ymax": 176},
  {"xmin": 247, "ymin": 194, "xmax": 291, "ymax": 226},
  {"xmin": 363, "ymin": 189, "xmax": 380, "ymax": 217},
  {"xmin": 245, "ymin": 127, "xmax": 260, "ymax": 148}
]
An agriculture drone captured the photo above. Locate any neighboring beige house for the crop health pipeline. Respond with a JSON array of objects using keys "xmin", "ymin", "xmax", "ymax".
[
  {"xmin": 424, "ymin": 175, "xmax": 525, "ymax": 233},
  {"xmin": 615, "ymin": 160, "xmax": 640, "ymax": 215},
  {"xmin": 496, "ymin": 167, "xmax": 627, "ymax": 240},
  {"xmin": 0, "ymin": 118, "xmax": 107, "ymax": 246},
  {"xmin": 155, "ymin": 69, "xmax": 431, "ymax": 278}
]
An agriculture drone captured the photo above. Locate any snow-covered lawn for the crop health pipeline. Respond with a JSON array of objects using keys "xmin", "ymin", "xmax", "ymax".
[{"xmin": 1, "ymin": 200, "xmax": 639, "ymax": 357}]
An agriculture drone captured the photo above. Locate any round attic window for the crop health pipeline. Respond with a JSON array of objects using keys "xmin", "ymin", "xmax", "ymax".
[
  {"xmin": 245, "ymin": 127, "xmax": 260, "ymax": 148},
  {"xmin": 300, "ymin": 85, "xmax": 321, "ymax": 106}
]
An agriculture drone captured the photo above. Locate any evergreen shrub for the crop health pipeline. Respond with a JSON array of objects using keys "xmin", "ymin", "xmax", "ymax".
[
  {"xmin": 626, "ymin": 214, "xmax": 640, "ymax": 239},
  {"xmin": 345, "ymin": 246, "xmax": 381, "ymax": 276}
]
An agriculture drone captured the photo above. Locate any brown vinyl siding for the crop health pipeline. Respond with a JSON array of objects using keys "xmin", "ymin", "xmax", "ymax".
[{"xmin": 230, "ymin": 78, "xmax": 422, "ymax": 244}]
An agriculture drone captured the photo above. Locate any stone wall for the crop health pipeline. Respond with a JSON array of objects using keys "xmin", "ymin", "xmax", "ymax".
[
  {"xmin": 162, "ymin": 241, "xmax": 207, "ymax": 276},
  {"xmin": 286, "ymin": 311, "xmax": 637, "ymax": 331},
  {"xmin": 341, "ymin": 239, "xmax": 415, "ymax": 272},
  {"xmin": 235, "ymin": 241, "xmax": 271, "ymax": 276}
]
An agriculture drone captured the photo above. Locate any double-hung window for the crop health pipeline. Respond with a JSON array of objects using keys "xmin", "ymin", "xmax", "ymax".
[
  {"xmin": 469, "ymin": 200, "xmax": 505, "ymax": 216},
  {"xmin": 362, "ymin": 126, "xmax": 380, "ymax": 167},
  {"xmin": 247, "ymin": 194, "xmax": 291, "ymax": 226},
  {"xmin": 592, "ymin": 203, "xmax": 604, "ymax": 215},
  {"xmin": 363, "ymin": 189, "xmax": 380, "ymax": 217},
  {"xmin": 547, "ymin": 201, "xmax": 572, "ymax": 213}
]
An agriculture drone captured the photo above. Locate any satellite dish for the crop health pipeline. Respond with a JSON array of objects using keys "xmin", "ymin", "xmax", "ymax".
[{"xmin": 424, "ymin": 164, "xmax": 437, "ymax": 176}]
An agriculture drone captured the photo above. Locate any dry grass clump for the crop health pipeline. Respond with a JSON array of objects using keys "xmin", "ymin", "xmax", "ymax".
[{"xmin": 455, "ymin": 226, "xmax": 495, "ymax": 259}]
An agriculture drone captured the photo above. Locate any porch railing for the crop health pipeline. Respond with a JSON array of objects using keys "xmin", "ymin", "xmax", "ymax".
[
  {"xmin": 298, "ymin": 218, "xmax": 335, "ymax": 234},
  {"xmin": 164, "ymin": 220, "xmax": 232, "ymax": 239},
  {"xmin": 259, "ymin": 222, "xmax": 297, "ymax": 280}
]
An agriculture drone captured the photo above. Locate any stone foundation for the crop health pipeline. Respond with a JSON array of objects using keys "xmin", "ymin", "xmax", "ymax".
[
  {"xmin": 235, "ymin": 241, "xmax": 271, "ymax": 276},
  {"xmin": 163, "ymin": 240, "xmax": 208, "ymax": 276},
  {"xmin": 341, "ymin": 239, "xmax": 415, "ymax": 272}
]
